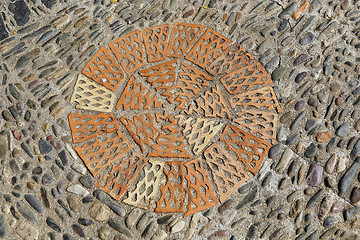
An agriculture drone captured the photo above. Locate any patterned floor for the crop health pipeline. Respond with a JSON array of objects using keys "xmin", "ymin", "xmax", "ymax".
[{"xmin": 68, "ymin": 23, "xmax": 281, "ymax": 216}]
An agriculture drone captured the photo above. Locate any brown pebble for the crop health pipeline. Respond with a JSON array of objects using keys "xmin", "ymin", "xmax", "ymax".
[
  {"xmin": 355, "ymin": 120, "xmax": 360, "ymax": 131},
  {"xmin": 208, "ymin": 230, "xmax": 229, "ymax": 239},
  {"xmin": 11, "ymin": 129, "xmax": 23, "ymax": 140},
  {"xmin": 335, "ymin": 97, "xmax": 342, "ymax": 106},
  {"xmin": 350, "ymin": 187, "xmax": 360, "ymax": 204},
  {"xmin": 218, "ymin": 199, "xmax": 233, "ymax": 214},
  {"xmin": 330, "ymin": 83, "xmax": 341, "ymax": 92},
  {"xmin": 331, "ymin": 201, "xmax": 342, "ymax": 213},
  {"xmin": 183, "ymin": 10, "xmax": 194, "ymax": 18},
  {"xmin": 325, "ymin": 154, "xmax": 337, "ymax": 174},
  {"xmin": 199, "ymin": 222, "xmax": 212, "ymax": 235},
  {"xmin": 27, "ymin": 182, "xmax": 36, "ymax": 190},
  {"xmin": 316, "ymin": 131, "xmax": 332, "ymax": 142}
]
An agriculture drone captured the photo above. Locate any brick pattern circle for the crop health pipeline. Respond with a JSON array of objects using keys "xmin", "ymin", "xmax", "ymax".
[{"xmin": 68, "ymin": 23, "xmax": 282, "ymax": 217}]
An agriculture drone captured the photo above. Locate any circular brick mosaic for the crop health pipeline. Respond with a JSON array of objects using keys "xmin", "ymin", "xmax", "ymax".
[{"xmin": 68, "ymin": 23, "xmax": 282, "ymax": 217}]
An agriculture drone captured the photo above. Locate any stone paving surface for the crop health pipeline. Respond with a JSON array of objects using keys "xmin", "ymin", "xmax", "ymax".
[{"xmin": 0, "ymin": 0, "xmax": 360, "ymax": 239}]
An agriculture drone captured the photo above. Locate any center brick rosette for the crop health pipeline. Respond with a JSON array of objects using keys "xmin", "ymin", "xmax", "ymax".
[{"xmin": 68, "ymin": 23, "xmax": 282, "ymax": 217}]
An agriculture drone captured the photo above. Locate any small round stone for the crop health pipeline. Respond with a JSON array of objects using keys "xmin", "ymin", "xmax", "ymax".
[{"xmin": 350, "ymin": 187, "xmax": 360, "ymax": 204}]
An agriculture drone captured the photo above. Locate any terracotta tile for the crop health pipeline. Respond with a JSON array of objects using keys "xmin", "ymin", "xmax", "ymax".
[
  {"xmin": 185, "ymin": 28, "xmax": 232, "ymax": 68},
  {"xmin": 123, "ymin": 160, "xmax": 164, "ymax": 209},
  {"xmin": 148, "ymin": 115, "xmax": 192, "ymax": 158},
  {"xmin": 66, "ymin": 24, "xmax": 281, "ymax": 217},
  {"xmin": 174, "ymin": 62, "xmax": 212, "ymax": 110},
  {"xmin": 220, "ymin": 124, "xmax": 271, "ymax": 175},
  {"xmin": 70, "ymin": 74, "xmax": 115, "ymax": 112},
  {"xmin": 167, "ymin": 23, "xmax": 205, "ymax": 58},
  {"xmin": 142, "ymin": 24, "xmax": 170, "ymax": 62},
  {"xmin": 219, "ymin": 61, "xmax": 274, "ymax": 95},
  {"xmin": 228, "ymin": 86, "xmax": 282, "ymax": 113},
  {"xmin": 233, "ymin": 110, "xmax": 278, "ymax": 143},
  {"xmin": 108, "ymin": 30, "xmax": 145, "ymax": 74},
  {"xmin": 155, "ymin": 161, "xmax": 185, "ymax": 213},
  {"xmin": 95, "ymin": 153, "xmax": 147, "ymax": 200},
  {"xmin": 82, "ymin": 46, "xmax": 124, "ymax": 91},
  {"xmin": 74, "ymin": 130, "xmax": 132, "ymax": 177},
  {"xmin": 68, "ymin": 112, "xmax": 119, "ymax": 143},
  {"xmin": 138, "ymin": 59, "xmax": 178, "ymax": 103},
  {"xmin": 115, "ymin": 75, "xmax": 165, "ymax": 111},
  {"xmin": 206, "ymin": 44, "xmax": 255, "ymax": 75},
  {"xmin": 204, "ymin": 143, "xmax": 249, "ymax": 203},
  {"xmin": 186, "ymin": 85, "xmax": 231, "ymax": 118},
  {"xmin": 119, "ymin": 113, "xmax": 160, "ymax": 152},
  {"xmin": 184, "ymin": 158, "xmax": 219, "ymax": 217},
  {"xmin": 178, "ymin": 116, "xmax": 223, "ymax": 155}
]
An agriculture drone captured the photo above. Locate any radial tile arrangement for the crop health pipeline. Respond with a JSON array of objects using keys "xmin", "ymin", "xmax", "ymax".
[{"xmin": 68, "ymin": 23, "xmax": 281, "ymax": 217}]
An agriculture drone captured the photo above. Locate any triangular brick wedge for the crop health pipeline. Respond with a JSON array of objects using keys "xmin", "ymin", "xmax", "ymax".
[
  {"xmin": 115, "ymin": 75, "xmax": 165, "ymax": 111},
  {"xmin": 228, "ymin": 86, "xmax": 282, "ymax": 113},
  {"xmin": 95, "ymin": 153, "xmax": 147, "ymax": 200},
  {"xmin": 109, "ymin": 30, "xmax": 145, "ymax": 74},
  {"xmin": 185, "ymin": 28, "xmax": 232, "ymax": 68},
  {"xmin": 167, "ymin": 23, "xmax": 205, "ymax": 58},
  {"xmin": 71, "ymin": 74, "xmax": 115, "ymax": 112},
  {"xmin": 155, "ymin": 161, "xmax": 185, "ymax": 213},
  {"xmin": 119, "ymin": 113, "xmax": 160, "ymax": 153},
  {"xmin": 139, "ymin": 59, "xmax": 178, "ymax": 103},
  {"xmin": 148, "ymin": 115, "xmax": 192, "ymax": 158},
  {"xmin": 180, "ymin": 117, "xmax": 224, "ymax": 155},
  {"xmin": 206, "ymin": 44, "xmax": 255, "ymax": 75},
  {"xmin": 204, "ymin": 143, "xmax": 250, "ymax": 203},
  {"xmin": 74, "ymin": 130, "xmax": 132, "ymax": 177},
  {"xmin": 234, "ymin": 110, "xmax": 278, "ymax": 144},
  {"xmin": 68, "ymin": 112, "xmax": 119, "ymax": 143},
  {"xmin": 82, "ymin": 46, "xmax": 124, "ymax": 91},
  {"xmin": 186, "ymin": 85, "xmax": 231, "ymax": 118},
  {"xmin": 142, "ymin": 24, "xmax": 170, "ymax": 62},
  {"xmin": 123, "ymin": 160, "xmax": 164, "ymax": 209},
  {"xmin": 220, "ymin": 61, "xmax": 274, "ymax": 95},
  {"xmin": 184, "ymin": 158, "xmax": 219, "ymax": 217},
  {"xmin": 174, "ymin": 61, "xmax": 212, "ymax": 110},
  {"xmin": 220, "ymin": 124, "xmax": 271, "ymax": 175}
]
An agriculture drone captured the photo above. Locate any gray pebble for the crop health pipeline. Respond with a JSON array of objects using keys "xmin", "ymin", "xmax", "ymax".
[
  {"xmin": 79, "ymin": 176, "xmax": 94, "ymax": 189},
  {"xmin": 46, "ymin": 217, "xmax": 61, "ymax": 232},
  {"xmin": 17, "ymin": 201, "xmax": 37, "ymax": 221},
  {"xmin": 290, "ymin": 111, "xmax": 306, "ymax": 131},
  {"xmin": 42, "ymin": 173, "xmax": 54, "ymax": 185},
  {"xmin": 306, "ymin": 189, "xmax": 324, "ymax": 208},
  {"xmin": 271, "ymin": 67, "xmax": 287, "ymax": 81},
  {"xmin": 39, "ymin": 139, "xmax": 53, "ymax": 154},
  {"xmin": 236, "ymin": 187, "xmax": 258, "ymax": 209},
  {"xmin": 58, "ymin": 150, "xmax": 69, "ymax": 166},
  {"xmin": 93, "ymin": 190, "xmax": 125, "ymax": 216},
  {"xmin": 268, "ymin": 144, "xmax": 281, "ymax": 158},
  {"xmin": 72, "ymin": 224, "xmax": 85, "ymax": 237},
  {"xmin": 108, "ymin": 218, "xmax": 133, "ymax": 238},
  {"xmin": 24, "ymin": 194, "xmax": 42, "ymax": 213},
  {"xmin": 294, "ymin": 54, "xmax": 309, "ymax": 66},
  {"xmin": 299, "ymin": 32, "xmax": 314, "ymax": 45},
  {"xmin": 338, "ymin": 157, "xmax": 360, "ymax": 196},
  {"xmin": 0, "ymin": 215, "xmax": 7, "ymax": 238},
  {"xmin": 304, "ymin": 143, "xmax": 317, "ymax": 158},
  {"xmin": 78, "ymin": 218, "xmax": 94, "ymax": 226},
  {"xmin": 278, "ymin": 2, "xmax": 296, "ymax": 18},
  {"xmin": 343, "ymin": 206, "xmax": 359, "ymax": 221},
  {"xmin": 335, "ymin": 122, "xmax": 350, "ymax": 137}
]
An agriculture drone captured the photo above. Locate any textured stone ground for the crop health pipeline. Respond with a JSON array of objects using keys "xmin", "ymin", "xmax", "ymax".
[{"xmin": 0, "ymin": 0, "xmax": 360, "ymax": 239}]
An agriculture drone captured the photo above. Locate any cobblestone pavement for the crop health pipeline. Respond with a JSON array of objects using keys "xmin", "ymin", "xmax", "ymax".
[{"xmin": 0, "ymin": 0, "xmax": 359, "ymax": 239}]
